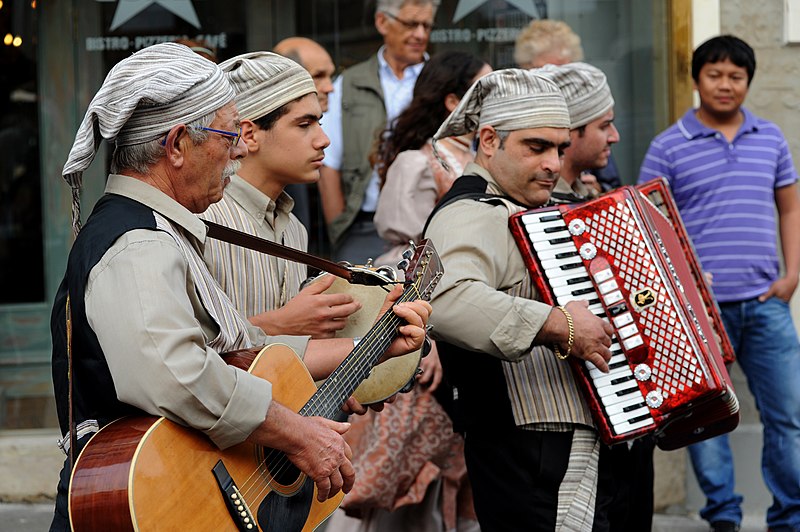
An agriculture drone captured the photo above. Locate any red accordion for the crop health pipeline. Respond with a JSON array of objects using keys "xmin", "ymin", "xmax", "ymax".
[{"xmin": 509, "ymin": 179, "xmax": 739, "ymax": 450}]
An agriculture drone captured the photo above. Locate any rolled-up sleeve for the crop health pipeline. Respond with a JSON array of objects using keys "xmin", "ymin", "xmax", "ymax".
[
  {"xmin": 86, "ymin": 230, "xmax": 273, "ymax": 449},
  {"xmin": 426, "ymin": 201, "xmax": 552, "ymax": 360}
]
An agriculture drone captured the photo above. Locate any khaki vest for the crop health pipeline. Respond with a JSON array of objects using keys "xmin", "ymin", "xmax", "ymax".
[{"xmin": 328, "ymin": 54, "xmax": 387, "ymax": 247}]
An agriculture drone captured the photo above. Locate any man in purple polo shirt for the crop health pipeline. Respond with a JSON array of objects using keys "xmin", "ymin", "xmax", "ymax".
[{"xmin": 638, "ymin": 35, "xmax": 800, "ymax": 532}]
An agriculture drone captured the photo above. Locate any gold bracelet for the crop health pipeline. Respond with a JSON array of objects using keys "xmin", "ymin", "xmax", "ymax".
[{"xmin": 553, "ymin": 306, "xmax": 574, "ymax": 360}]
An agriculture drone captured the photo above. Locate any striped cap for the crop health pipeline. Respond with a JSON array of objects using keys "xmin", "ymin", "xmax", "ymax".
[
  {"xmin": 220, "ymin": 51, "xmax": 316, "ymax": 122},
  {"xmin": 535, "ymin": 62, "xmax": 614, "ymax": 129},
  {"xmin": 432, "ymin": 68, "xmax": 569, "ymax": 163},
  {"xmin": 62, "ymin": 42, "xmax": 234, "ymax": 235}
]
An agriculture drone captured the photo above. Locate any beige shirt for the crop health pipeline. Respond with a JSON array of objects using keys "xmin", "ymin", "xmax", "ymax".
[
  {"xmin": 201, "ymin": 174, "xmax": 309, "ymax": 316},
  {"xmin": 426, "ymin": 162, "xmax": 593, "ymax": 426},
  {"xmin": 86, "ymin": 174, "xmax": 308, "ymax": 450}
]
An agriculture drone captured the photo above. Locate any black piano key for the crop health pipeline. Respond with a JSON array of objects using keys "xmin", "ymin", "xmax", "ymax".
[
  {"xmin": 559, "ymin": 262, "xmax": 584, "ymax": 271},
  {"xmin": 567, "ymin": 276, "xmax": 592, "ymax": 285},
  {"xmin": 609, "ymin": 360, "xmax": 629, "ymax": 370},
  {"xmin": 555, "ymin": 251, "xmax": 580, "ymax": 259},
  {"xmin": 572, "ymin": 287, "xmax": 596, "ymax": 296},
  {"xmin": 544, "ymin": 226, "xmax": 569, "ymax": 234},
  {"xmin": 610, "ymin": 375, "xmax": 635, "ymax": 386},
  {"xmin": 623, "ymin": 402, "xmax": 647, "ymax": 413},
  {"xmin": 615, "ymin": 387, "xmax": 640, "ymax": 397},
  {"xmin": 548, "ymin": 236, "xmax": 573, "ymax": 245},
  {"xmin": 538, "ymin": 214, "xmax": 563, "ymax": 223},
  {"xmin": 629, "ymin": 413, "xmax": 652, "ymax": 423}
]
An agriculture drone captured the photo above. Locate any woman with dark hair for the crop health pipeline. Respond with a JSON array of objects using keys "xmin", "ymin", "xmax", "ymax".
[
  {"xmin": 373, "ymin": 51, "xmax": 491, "ymax": 267},
  {"xmin": 327, "ymin": 51, "xmax": 490, "ymax": 532}
]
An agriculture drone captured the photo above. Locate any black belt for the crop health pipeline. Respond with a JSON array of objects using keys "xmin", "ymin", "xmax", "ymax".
[{"xmin": 354, "ymin": 210, "xmax": 375, "ymax": 223}]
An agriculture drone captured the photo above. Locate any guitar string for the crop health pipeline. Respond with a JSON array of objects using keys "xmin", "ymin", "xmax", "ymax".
[{"xmin": 236, "ymin": 283, "xmax": 425, "ymax": 506}]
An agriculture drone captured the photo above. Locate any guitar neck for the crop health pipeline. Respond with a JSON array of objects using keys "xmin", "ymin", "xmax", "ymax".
[{"xmin": 302, "ymin": 286, "xmax": 420, "ymax": 419}]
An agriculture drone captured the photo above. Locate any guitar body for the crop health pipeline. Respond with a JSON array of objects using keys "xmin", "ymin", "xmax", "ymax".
[
  {"xmin": 308, "ymin": 268, "xmax": 422, "ymax": 404},
  {"xmin": 69, "ymin": 344, "xmax": 341, "ymax": 531}
]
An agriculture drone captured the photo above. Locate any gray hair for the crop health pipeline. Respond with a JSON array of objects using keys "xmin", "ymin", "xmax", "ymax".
[
  {"xmin": 110, "ymin": 111, "xmax": 215, "ymax": 174},
  {"xmin": 376, "ymin": 0, "xmax": 440, "ymax": 14},
  {"xmin": 514, "ymin": 20, "xmax": 584, "ymax": 68}
]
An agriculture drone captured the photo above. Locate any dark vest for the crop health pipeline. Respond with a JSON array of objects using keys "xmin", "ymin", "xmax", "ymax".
[
  {"xmin": 51, "ymin": 194, "xmax": 161, "ymax": 436},
  {"xmin": 424, "ymin": 175, "xmax": 521, "ymax": 433}
]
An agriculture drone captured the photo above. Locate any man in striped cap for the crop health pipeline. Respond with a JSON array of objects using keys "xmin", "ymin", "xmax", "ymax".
[
  {"xmin": 537, "ymin": 61, "xmax": 618, "ymax": 203},
  {"xmin": 539, "ymin": 61, "xmax": 657, "ymax": 532},
  {"xmin": 424, "ymin": 68, "xmax": 614, "ymax": 531},
  {"xmin": 49, "ymin": 43, "xmax": 431, "ymax": 531},
  {"xmin": 202, "ymin": 51, "xmax": 362, "ymax": 339}
]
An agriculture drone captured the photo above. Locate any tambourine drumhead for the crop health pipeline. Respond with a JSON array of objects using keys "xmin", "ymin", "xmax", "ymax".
[{"xmin": 308, "ymin": 268, "xmax": 421, "ymax": 404}]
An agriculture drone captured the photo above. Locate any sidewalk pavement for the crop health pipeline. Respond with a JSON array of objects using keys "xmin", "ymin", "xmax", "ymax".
[{"xmin": 0, "ymin": 503, "xmax": 767, "ymax": 532}]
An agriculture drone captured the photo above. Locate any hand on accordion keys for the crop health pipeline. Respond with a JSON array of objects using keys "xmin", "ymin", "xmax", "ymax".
[{"xmin": 538, "ymin": 300, "xmax": 614, "ymax": 373}]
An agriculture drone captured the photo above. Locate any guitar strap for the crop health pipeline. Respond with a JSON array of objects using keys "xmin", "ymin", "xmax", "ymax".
[
  {"xmin": 66, "ymin": 295, "xmax": 77, "ymax": 468},
  {"xmin": 203, "ymin": 220, "xmax": 389, "ymax": 287}
]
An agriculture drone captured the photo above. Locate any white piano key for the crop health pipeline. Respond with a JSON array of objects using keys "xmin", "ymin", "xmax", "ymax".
[
  {"xmin": 521, "ymin": 211, "xmax": 562, "ymax": 224},
  {"xmin": 587, "ymin": 303, "xmax": 606, "ymax": 316},
  {"xmin": 545, "ymin": 263, "xmax": 589, "ymax": 280},
  {"xmin": 535, "ymin": 246, "xmax": 580, "ymax": 262},
  {"xmin": 549, "ymin": 273, "xmax": 592, "ymax": 288},
  {"xmin": 612, "ymin": 417, "xmax": 655, "ymax": 434},
  {"xmin": 592, "ymin": 371, "xmax": 637, "ymax": 390},
  {"xmin": 523, "ymin": 219, "xmax": 570, "ymax": 234},
  {"xmin": 530, "ymin": 235, "xmax": 576, "ymax": 251},
  {"xmin": 588, "ymin": 361, "xmax": 632, "ymax": 380},
  {"xmin": 603, "ymin": 395, "xmax": 647, "ymax": 416},
  {"xmin": 540, "ymin": 255, "xmax": 583, "ymax": 271},
  {"xmin": 609, "ymin": 405, "xmax": 651, "ymax": 426},
  {"xmin": 597, "ymin": 378, "xmax": 640, "ymax": 399},
  {"xmin": 553, "ymin": 281, "xmax": 596, "ymax": 298},
  {"xmin": 527, "ymin": 227, "xmax": 570, "ymax": 243}
]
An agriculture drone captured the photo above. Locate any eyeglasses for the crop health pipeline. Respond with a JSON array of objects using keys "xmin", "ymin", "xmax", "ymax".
[
  {"xmin": 194, "ymin": 125, "xmax": 242, "ymax": 147},
  {"xmin": 160, "ymin": 125, "xmax": 242, "ymax": 147},
  {"xmin": 383, "ymin": 11, "xmax": 434, "ymax": 32}
]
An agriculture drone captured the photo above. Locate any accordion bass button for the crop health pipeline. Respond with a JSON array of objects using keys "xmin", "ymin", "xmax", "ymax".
[
  {"xmin": 579, "ymin": 243, "xmax": 597, "ymax": 260},
  {"xmin": 646, "ymin": 390, "xmax": 664, "ymax": 408},
  {"xmin": 634, "ymin": 363, "xmax": 652, "ymax": 381},
  {"xmin": 568, "ymin": 218, "xmax": 586, "ymax": 236}
]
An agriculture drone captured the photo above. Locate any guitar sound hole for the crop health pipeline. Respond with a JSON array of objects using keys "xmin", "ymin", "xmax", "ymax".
[{"xmin": 260, "ymin": 447, "xmax": 303, "ymax": 488}]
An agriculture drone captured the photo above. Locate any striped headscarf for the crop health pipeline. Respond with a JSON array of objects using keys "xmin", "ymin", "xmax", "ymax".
[
  {"xmin": 62, "ymin": 42, "xmax": 235, "ymax": 236},
  {"xmin": 431, "ymin": 68, "xmax": 569, "ymax": 163},
  {"xmin": 535, "ymin": 62, "xmax": 614, "ymax": 129},
  {"xmin": 220, "ymin": 51, "xmax": 316, "ymax": 122}
]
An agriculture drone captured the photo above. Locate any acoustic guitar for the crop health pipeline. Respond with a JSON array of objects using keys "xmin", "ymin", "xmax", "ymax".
[{"xmin": 68, "ymin": 240, "xmax": 443, "ymax": 532}]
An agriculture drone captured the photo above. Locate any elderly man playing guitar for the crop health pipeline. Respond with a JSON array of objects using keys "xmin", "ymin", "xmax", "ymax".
[{"xmin": 50, "ymin": 43, "xmax": 431, "ymax": 532}]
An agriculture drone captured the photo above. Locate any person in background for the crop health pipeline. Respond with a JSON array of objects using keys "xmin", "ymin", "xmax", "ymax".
[
  {"xmin": 425, "ymin": 68, "xmax": 614, "ymax": 531},
  {"xmin": 373, "ymin": 50, "xmax": 491, "ymax": 267},
  {"xmin": 639, "ymin": 35, "xmax": 800, "ymax": 532},
  {"xmin": 320, "ymin": 0, "xmax": 440, "ymax": 264},
  {"xmin": 174, "ymin": 37, "xmax": 218, "ymax": 62},
  {"xmin": 201, "ymin": 51, "xmax": 360, "ymax": 339},
  {"xmin": 274, "ymin": 36, "xmax": 337, "ymax": 252},
  {"xmin": 539, "ymin": 61, "xmax": 655, "ymax": 531},
  {"xmin": 537, "ymin": 62, "xmax": 617, "ymax": 204},
  {"xmin": 515, "ymin": 19, "xmax": 621, "ymax": 192},
  {"xmin": 49, "ymin": 43, "xmax": 431, "ymax": 531}
]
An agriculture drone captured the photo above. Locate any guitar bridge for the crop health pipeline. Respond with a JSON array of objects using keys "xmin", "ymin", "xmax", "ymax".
[{"xmin": 212, "ymin": 460, "xmax": 256, "ymax": 531}]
